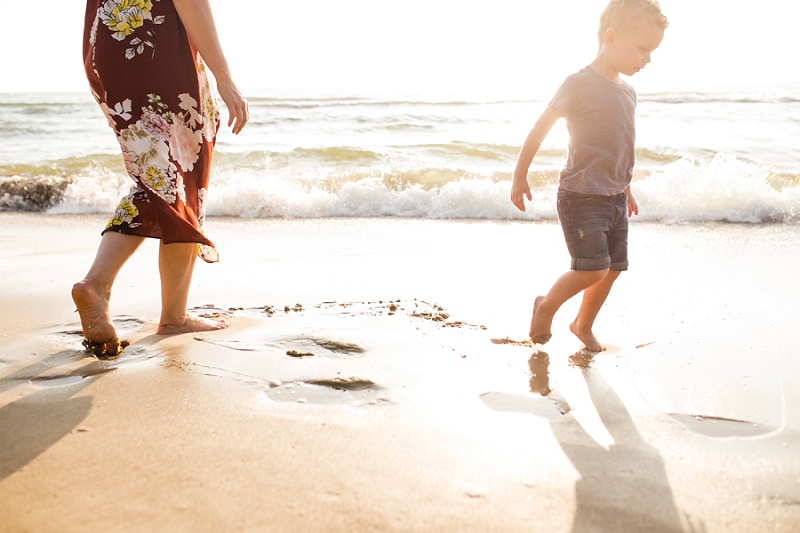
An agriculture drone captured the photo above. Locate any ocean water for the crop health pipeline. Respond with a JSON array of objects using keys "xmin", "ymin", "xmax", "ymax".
[{"xmin": 0, "ymin": 86, "xmax": 798, "ymax": 223}]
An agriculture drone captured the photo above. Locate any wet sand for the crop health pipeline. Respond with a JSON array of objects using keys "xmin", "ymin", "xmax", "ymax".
[{"xmin": 1, "ymin": 212, "xmax": 799, "ymax": 532}]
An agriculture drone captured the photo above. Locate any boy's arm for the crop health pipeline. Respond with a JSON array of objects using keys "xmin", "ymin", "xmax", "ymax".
[
  {"xmin": 173, "ymin": 0, "xmax": 249, "ymax": 134},
  {"xmin": 624, "ymin": 184, "xmax": 638, "ymax": 216},
  {"xmin": 511, "ymin": 106, "xmax": 561, "ymax": 212}
]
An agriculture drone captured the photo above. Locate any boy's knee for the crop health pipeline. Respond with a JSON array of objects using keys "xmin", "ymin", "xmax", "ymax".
[{"xmin": 581, "ymin": 268, "xmax": 608, "ymax": 284}]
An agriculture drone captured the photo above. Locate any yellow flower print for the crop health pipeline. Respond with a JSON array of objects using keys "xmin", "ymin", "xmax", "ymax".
[
  {"xmin": 100, "ymin": 0, "xmax": 154, "ymax": 41},
  {"xmin": 142, "ymin": 164, "xmax": 179, "ymax": 204},
  {"xmin": 145, "ymin": 166, "xmax": 165, "ymax": 189},
  {"xmin": 106, "ymin": 196, "xmax": 139, "ymax": 229}
]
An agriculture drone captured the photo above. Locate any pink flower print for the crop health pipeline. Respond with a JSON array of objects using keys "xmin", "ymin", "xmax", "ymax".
[
  {"xmin": 140, "ymin": 111, "xmax": 170, "ymax": 139},
  {"xmin": 169, "ymin": 120, "xmax": 202, "ymax": 172}
]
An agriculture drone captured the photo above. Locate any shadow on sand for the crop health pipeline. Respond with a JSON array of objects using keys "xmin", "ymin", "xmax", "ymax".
[
  {"xmin": 0, "ymin": 350, "xmax": 110, "ymax": 482},
  {"xmin": 531, "ymin": 351, "xmax": 702, "ymax": 533}
]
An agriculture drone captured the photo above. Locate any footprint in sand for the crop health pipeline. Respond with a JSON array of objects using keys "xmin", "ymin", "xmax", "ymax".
[
  {"xmin": 27, "ymin": 366, "xmax": 116, "ymax": 389},
  {"xmin": 667, "ymin": 413, "xmax": 778, "ymax": 438},
  {"xmin": 281, "ymin": 337, "xmax": 366, "ymax": 359},
  {"xmin": 50, "ymin": 317, "xmax": 147, "ymax": 342},
  {"xmin": 193, "ymin": 337, "xmax": 280, "ymax": 352},
  {"xmin": 29, "ymin": 375, "xmax": 88, "ymax": 388},
  {"xmin": 190, "ymin": 304, "xmax": 236, "ymax": 321},
  {"xmin": 194, "ymin": 335, "xmax": 367, "ymax": 359},
  {"xmin": 113, "ymin": 317, "xmax": 147, "ymax": 333},
  {"xmin": 490, "ymin": 337, "xmax": 533, "ymax": 347},
  {"xmin": 262, "ymin": 377, "xmax": 389, "ymax": 407}
]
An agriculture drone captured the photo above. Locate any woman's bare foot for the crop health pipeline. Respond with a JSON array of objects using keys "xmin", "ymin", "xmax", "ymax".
[
  {"xmin": 157, "ymin": 315, "xmax": 228, "ymax": 335},
  {"xmin": 72, "ymin": 280, "xmax": 119, "ymax": 353},
  {"xmin": 530, "ymin": 296, "xmax": 553, "ymax": 345},
  {"xmin": 569, "ymin": 320, "xmax": 604, "ymax": 353}
]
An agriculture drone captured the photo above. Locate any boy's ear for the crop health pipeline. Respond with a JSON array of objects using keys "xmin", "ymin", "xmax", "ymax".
[{"xmin": 603, "ymin": 28, "xmax": 617, "ymax": 46}]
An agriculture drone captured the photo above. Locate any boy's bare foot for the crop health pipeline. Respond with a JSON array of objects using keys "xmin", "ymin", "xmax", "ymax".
[
  {"xmin": 157, "ymin": 315, "xmax": 228, "ymax": 335},
  {"xmin": 72, "ymin": 280, "xmax": 120, "ymax": 356},
  {"xmin": 569, "ymin": 320, "xmax": 604, "ymax": 353},
  {"xmin": 529, "ymin": 296, "xmax": 553, "ymax": 345}
]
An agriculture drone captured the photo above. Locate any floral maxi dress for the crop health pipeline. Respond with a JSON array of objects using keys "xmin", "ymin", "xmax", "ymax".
[{"xmin": 83, "ymin": 0, "xmax": 220, "ymax": 262}]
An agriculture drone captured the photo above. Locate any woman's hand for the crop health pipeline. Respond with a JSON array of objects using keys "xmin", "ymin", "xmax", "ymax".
[
  {"xmin": 173, "ymin": 0, "xmax": 248, "ymax": 134},
  {"xmin": 217, "ymin": 79, "xmax": 248, "ymax": 135}
]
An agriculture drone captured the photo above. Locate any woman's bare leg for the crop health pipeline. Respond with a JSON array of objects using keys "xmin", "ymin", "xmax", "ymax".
[
  {"xmin": 570, "ymin": 269, "xmax": 621, "ymax": 352},
  {"xmin": 72, "ymin": 231, "xmax": 144, "ymax": 344},
  {"xmin": 156, "ymin": 242, "xmax": 227, "ymax": 335}
]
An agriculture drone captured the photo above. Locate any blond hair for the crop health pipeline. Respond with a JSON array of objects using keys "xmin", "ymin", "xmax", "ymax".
[{"xmin": 598, "ymin": 0, "xmax": 668, "ymax": 43}]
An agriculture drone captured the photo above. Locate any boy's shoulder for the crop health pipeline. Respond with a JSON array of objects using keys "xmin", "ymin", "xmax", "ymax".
[
  {"xmin": 551, "ymin": 67, "xmax": 636, "ymax": 114},
  {"xmin": 561, "ymin": 67, "xmax": 633, "ymax": 92}
]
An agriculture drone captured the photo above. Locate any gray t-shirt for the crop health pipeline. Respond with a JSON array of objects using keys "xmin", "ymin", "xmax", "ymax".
[{"xmin": 549, "ymin": 67, "xmax": 637, "ymax": 195}]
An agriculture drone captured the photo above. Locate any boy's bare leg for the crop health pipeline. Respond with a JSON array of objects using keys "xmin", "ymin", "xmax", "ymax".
[
  {"xmin": 157, "ymin": 241, "xmax": 227, "ymax": 335},
  {"xmin": 72, "ymin": 231, "xmax": 145, "ymax": 344},
  {"xmin": 530, "ymin": 269, "xmax": 608, "ymax": 344},
  {"xmin": 570, "ymin": 269, "xmax": 621, "ymax": 352}
]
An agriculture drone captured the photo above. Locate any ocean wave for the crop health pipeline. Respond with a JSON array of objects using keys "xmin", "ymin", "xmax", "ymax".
[
  {"xmin": 7, "ymin": 91, "xmax": 795, "ymax": 110},
  {"xmin": 217, "ymin": 142, "xmax": 531, "ymax": 166},
  {"xmin": 635, "ymin": 155, "xmax": 800, "ymax": 223},
  {"xmin": 288, "ymin": 146, "xmax": 383, "ymax": 163},
  {"xmin": 4, "ymin": 154, "xmax": 796, "ymax": 224},
  {"xmin": 207, "ymin": 155, "xmax": 800, "ymax": 223},
  {"xmin": 246, "ymin": 95, "xmax": 542, "ymax": 109},
  {"xmin": 639, "ymin": 92, "xmax": 800, "ymax": 105},
  {"xmin": 419, "ymin": 142, "xmax": 522, "ymax": 160}
]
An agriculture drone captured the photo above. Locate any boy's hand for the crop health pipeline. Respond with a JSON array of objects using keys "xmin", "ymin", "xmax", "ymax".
[
  {"xmin": 511, "ymin": 177, "xmax": 532, "ymax": 212},
  {"xmin": 625, "ymin": 189, "xmax": 639, "ymax": 216}
]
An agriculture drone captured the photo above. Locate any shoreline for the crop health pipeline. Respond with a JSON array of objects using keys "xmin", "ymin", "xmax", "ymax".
[{"xmin": 1, "ymin": 212, "xmax": 798, "ymax": 532}]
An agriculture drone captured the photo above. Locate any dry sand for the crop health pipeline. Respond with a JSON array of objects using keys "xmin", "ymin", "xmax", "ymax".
[{"xmin": 1, "ymin": 212, "xmax": 799, "ymax": 532}]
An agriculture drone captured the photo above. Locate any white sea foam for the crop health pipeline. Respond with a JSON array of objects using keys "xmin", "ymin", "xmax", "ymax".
[
  {"xmin": 47, "ymin": 169, "xmax": 130, "ymax": 215},
  {"xmin": 29, "ymin": 154, "xmax": 798, "ymax": 224},
  {"xmin": 635, "ymin": 155, "xmax": 799, "ymax": 223},
  {"xmin": 207, "ymin": 174, "xmax": 558, "ymax": 220}
]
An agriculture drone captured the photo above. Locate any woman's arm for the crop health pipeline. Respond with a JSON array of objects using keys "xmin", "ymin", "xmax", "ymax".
[{"xmin": 173, "ymin": 0, "xmax": 249, "ymax": 134}]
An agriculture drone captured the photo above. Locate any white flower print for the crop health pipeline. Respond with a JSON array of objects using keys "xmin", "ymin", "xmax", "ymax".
[
  {"xmin": 98, "ymin": 99, "xmax": 132, "ymax": 129},
  {"xmin": 197, "ymin": 187, "xmax": 207, "ymax": 229},
  {"xmin": 176, "ymin": 174, "xmax": 187, "ymax": 204},
  {"xmin": 90, "ymin": 12, "xmax": 100, "ymax": 45},
  {"xmin": 112, "ymin": 99, "xmax": 133, "ymax": 120},
  {"xmin": 178, "ymin": 93, "xmax": 201, "ymax": 128}
]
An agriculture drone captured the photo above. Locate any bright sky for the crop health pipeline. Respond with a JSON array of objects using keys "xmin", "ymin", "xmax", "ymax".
[{"xmin": 1, "ymin": 0, "xmax": 798, "ymax": 96}]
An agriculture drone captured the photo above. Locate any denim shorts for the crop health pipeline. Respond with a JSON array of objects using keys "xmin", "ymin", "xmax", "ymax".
[{"xmin": 556, "ymin": 188, "xmax": 629, "ymax": 271}]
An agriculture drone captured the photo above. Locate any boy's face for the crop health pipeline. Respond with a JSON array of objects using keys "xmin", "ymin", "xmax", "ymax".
[{"xmin": 608, "ymin": 22, "xmax": 665, "ymax": 77}]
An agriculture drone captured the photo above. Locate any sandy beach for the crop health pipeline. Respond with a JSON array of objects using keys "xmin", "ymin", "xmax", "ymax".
[{"xmin": 1, "ymin": 212, "xmax": 798, "ymax": 532}]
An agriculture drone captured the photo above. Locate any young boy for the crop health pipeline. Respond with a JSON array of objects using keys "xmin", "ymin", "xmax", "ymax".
[{"xmin": 510, "ymin": 0, "xmax": 667, "ymax": 352}]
